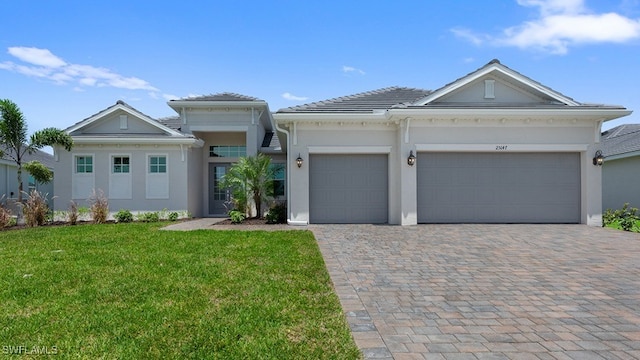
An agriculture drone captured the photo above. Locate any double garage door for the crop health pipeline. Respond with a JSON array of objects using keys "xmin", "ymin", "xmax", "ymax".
[
  {"xmin": 417, "ymin": 152, "xmax": 581, "ymax": 223},
  {"xmin": 308, "ymin": 152, "xmax": 580, "ymax": 224}
]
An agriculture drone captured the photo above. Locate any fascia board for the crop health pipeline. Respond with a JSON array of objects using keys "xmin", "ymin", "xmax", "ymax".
[
  {"xmin": 273, "ymin": 112, "xmax": 385, "ymax": 123},
  {"xmin": 386, "ymin": 108, "xmax": 632, "ymax": 121},
  {"xmin": 71, "ymin": 137, "xmax": 203, "ymax": 146},
  {"xmin": 604, "ymin": 150, "xmax": 640, "ymax": 161},
  {"xmin": 168, "ymin": 100, "xmax": 268, "ymax": 109}
]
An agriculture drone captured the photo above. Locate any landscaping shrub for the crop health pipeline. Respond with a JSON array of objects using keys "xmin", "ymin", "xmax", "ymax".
[
  {"xmin": 266, "ymin": 202, "xmax": 287, "ymax": 224},
  {"xmin": 68, "ymin": 201, "xmax": 79, "ymax": 225},
  {"xmin": 114, "ymin": 209, "xmax": 134, "ymax": 223},
  {"xmin": 138, "ymin": 212, "xmax": 159, "ymax": 223},
  {"xmin": 0, "ymin": 200, "xmax": 12, "ymax": 228},
  {"xmin": 168, "ymin": 211, "xmax": 179, "ymax": 221},
  {"xmin": 229, "ymin": 209, "xmax": 245, "ymax": 224},
  {"xmin": 22, "ymin": 190, "xmax": 49, "ymax": 227},
  {"xmin": 604, "ymin": 203, "xmax": 639, "ymax": 232},
  {"xmin": 89, "ymin": 189, "xmax": 109, "ymax": 224}
]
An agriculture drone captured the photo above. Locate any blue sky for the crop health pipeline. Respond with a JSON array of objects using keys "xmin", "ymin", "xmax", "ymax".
[{"xmin": 1, "ymin": 0, "xmax": 639, "ymax": 134}]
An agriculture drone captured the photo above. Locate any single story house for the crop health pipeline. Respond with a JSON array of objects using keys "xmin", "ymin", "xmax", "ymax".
[
  {"xmin": 1, "ymin": 145, "xmax": 55, "ymax": 213},
  {"xmin": 601, "ymin": 124, "xmax": 640, "ymax": 211},
  {"xmin": 52, "ymin": 59, "xmax": 631, "ymax": 226}
]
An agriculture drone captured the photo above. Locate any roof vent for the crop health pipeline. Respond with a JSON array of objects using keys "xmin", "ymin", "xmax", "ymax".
[{"xmin": 116, "ymin": 100, "xmax": 125, "ymax": 105}]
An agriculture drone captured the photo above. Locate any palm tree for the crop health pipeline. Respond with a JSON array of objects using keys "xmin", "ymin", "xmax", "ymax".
[
  {"xmin": 220, "ymin": 153, "xmax": 281, "ymax": 218},
  {"xmin": 0, "ymin": 99, "xmax": 74, "ymax": 205}
]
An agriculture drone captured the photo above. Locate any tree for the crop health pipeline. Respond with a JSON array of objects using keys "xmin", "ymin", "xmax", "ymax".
[
  {"xmin": 0, "ymin": 99, "xmax": 73, "ymax": 204},
  {"xmin": 220, "ymin": 153, "xmax": 282, "ymax": 218}
]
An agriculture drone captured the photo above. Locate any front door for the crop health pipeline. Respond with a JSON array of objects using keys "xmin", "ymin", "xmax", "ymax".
[{"xmin": 208, "ymin": 163, "xmax": 231, "ymax": 216}]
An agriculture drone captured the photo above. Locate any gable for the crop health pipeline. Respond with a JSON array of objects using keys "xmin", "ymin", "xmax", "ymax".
[
  {"xmin": 433, "ymin": 73, "xmax": 563, "ymax": 106},
  {"xmin": 67, "ymin": 101, "xmax": 184, "ymax": 138},
  {"xmin": 71, "ymin": 109, "xmax": 167, "ymax": 136},
  {"xmin": 414, "ymin": 59, "xmax": 579, "ymax": 107}
]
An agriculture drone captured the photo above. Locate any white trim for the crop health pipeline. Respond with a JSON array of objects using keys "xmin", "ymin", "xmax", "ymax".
[
  {"xmin": 415, "ymin": 144, "xmax": 588, "ymax": 152},
  {"xmin": 308, "ymin": 146, "xmax": 392, "ymax": 154},
  {"xmin": 71, "ymin": 137, "xmax": 202, "ymax": 146},
  {"xmin": 188, "ymin": 125, "xmax": 249, "ymax": 132},
  {"xmin": 604, "ymin": 150, "xmax": 640, "ymax": 161}
]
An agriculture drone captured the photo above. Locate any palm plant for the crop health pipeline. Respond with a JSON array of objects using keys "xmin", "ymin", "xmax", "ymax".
[
  {"xmin": 220, "ymin": 153, "xmax": 281, "ymax": 218},
  {"xmin": 0, "ymin": 99, "xmax": 73, "ymax": 220}
]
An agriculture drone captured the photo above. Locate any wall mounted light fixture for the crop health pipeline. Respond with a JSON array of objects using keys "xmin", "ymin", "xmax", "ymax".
[
  {"xmin": 296, "ymin": 154, "xmax": 303, "ymax": 168},
  {"xmin": 407, "ymin": 150, "xmax": 416, "ymax": 166},
  {"xmin": 592, "ymin": 150, "xmax": 604, "ymax": 166}
]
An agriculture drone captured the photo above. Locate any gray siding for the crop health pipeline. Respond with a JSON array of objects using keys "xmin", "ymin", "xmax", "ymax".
[{"xmin": 603, "ymin": 156, "xmax": 640, "ymax": 211}]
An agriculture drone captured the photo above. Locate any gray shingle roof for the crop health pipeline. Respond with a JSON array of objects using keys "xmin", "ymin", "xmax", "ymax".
[
  {"xmin": 157, "ymin": 116, "xmax": 182, "ymax": 131},
  {"xmin": 601, "ymin": 124, "xmax": 640, "ymax": 158},
  {"xmin": 174, "ymin": 92, "xmax": 261, "ymax": 102},
  {"xmin": 1, "ymin": 145, "xmax": 55, "ymax": 169},
  {"xmin": 277, "ymin": 86, "xmax": 432, "ymax": 113}
]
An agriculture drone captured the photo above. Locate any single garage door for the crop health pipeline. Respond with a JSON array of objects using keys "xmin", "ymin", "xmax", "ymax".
[
  {"xmin": 310, "ymin": 154, "xmax": 388, "ymax": 223},
  {"xmin": 417, "ymin": 152, "xmax": 580, "ymax": 223}
]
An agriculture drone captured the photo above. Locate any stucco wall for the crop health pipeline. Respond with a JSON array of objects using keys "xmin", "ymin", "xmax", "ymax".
[
  {"xmin": 54, "ymin": 144, "xmax": 191, "ymax": 214},
  {"xmin": 603, "ymin": 156, "xmax": 640, "ymax": 211}
]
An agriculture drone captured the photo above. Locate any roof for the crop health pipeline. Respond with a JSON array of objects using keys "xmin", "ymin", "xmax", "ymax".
[
  {"xmin": 0, "ymin": 145, "xmax": 55, "ymax": 169},
  {"xmin": 277, "ymin": 87, "xmax": 431, "ymax": 113},
  {"xmin": 157, "ymin": 116, "xmax": 182, "ymax": 131},
  {"xmin": 601, "ymin": 124, "xmax": 640, "ymax": 158},
  {"xmin": 173, "ymin": 92, "xmax": 261, "ymax": 102}
]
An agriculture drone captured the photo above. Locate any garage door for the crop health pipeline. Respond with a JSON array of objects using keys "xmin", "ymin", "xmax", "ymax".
[
  {"xmin": 417, "ymin": 152, "xmax": 580, "ymax": 223},
  {"xmin": 309, "ymin": 154, "xmax": 388, "ymax": 223}
]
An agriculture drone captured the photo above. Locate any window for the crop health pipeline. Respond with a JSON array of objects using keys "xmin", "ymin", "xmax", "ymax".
[
  {"xmin": 271, "ymin": 163, "xmax": 285, "ymax": 197},
  {"xmin": 76, "ymin": 156, "xmax": 93, "ymax": 173},
  {"xmin": 28, "ymin": 175, "xmax": 36, "ymax": 192},
  {"xmin": 113, "ymin": 156, "xmax": 130, "ymax": 173},
  {"xmin": 149, "ymin": 156, "xmax": 167, "ymax": 173},
  {"xmin": 209, "ymin": 145, "xmax": 246, "ymax": 157}
]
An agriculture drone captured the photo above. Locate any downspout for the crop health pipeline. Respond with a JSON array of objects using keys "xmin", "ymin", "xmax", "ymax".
[{"xmin": 274, "ymin": 120, "xmax": 306, "ymax": 225}]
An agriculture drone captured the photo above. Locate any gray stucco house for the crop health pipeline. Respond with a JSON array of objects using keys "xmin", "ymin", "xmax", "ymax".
[
  {"xmin": 601, "ymin": 124, "xmax": 640, "ymax": 211},
  {"xmin": 1, "ymin": 146, "xmax": 55, "ymax": 212},
  {"xmin": 52, "ymin": 59, "xmax": 631, "ymax": 226}
]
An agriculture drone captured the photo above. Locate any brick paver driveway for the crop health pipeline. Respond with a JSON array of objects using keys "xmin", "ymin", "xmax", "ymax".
[{"xmin": 311, "ymin": 224, "xmax": 640, "ymax": 360}]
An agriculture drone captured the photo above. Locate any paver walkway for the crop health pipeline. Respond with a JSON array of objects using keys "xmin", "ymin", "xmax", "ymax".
[{"xmin": 311, "ymin": 224, "xmax": 640, "ymax": 360}]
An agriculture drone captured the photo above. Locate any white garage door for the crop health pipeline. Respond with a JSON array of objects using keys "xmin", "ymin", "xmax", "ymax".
[
  {"xmin": 417, "ymin": 152, "xmax": 580, "ymax": 223},
  {"xmin": 309, "ymin": 154, "xmax": 388, "ymax": 224}
]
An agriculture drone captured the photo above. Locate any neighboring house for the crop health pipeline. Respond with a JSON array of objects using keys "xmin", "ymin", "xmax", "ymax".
[
  {"xmin": 53, "ymin": 59, "xmax": 631, "ymax": 226},
  {"xmin": 0, "ymin": 145, "xmax": 55, "ymax": 212},
  {"xmin": 601, "ymin": 124, "xmax": 640, "ymax": 211}
]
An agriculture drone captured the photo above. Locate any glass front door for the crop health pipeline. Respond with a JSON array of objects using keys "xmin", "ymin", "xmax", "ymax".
[{"xmin": 208, "ymin": 163, "xmax": 231, "ymax": 216}]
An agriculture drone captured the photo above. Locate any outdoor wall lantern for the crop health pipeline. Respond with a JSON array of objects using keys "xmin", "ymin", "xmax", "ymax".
[
  {"xmin": 296, "ymin": 154, "xmax": 303, "ymax": 168},
  {"xmin": 407, "ymin": 151, "xmax": 416, "ymax": 166},
  {"xmin": 592, "ymin": 150, "xmax": 604, "ymax": 166}
]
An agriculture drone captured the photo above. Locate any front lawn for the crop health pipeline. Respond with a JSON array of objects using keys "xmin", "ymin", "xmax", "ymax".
[{"xmin": 0, "ymin": 223, "xmax": 360, "ymax": 359}]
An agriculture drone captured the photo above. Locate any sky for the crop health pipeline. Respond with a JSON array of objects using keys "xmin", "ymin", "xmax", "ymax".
[{"xmin": 1, "ymin": 0, "xmax": 639, "ymax": 136}]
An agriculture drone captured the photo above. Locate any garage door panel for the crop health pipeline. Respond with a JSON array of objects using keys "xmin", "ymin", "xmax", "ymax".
[
  {"xmin": 418, "ymin": 152, "xmax": 580, "ymax": 223},
  {"xmin": 310, "ymin": 154, "xmax": 388, "ymax": 224}
]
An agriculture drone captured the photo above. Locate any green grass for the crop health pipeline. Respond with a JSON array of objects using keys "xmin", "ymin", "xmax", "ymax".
[{"xmin": 0, "ymin": 223, "xmax": 360, "ymax": 359}]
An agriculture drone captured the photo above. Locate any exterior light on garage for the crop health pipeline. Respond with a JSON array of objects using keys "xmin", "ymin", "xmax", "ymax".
[
  {"xmin": 407, "ymin": 151, "xmax": 416, "ymax": 166},
  {"xmin": 296, "ymin": 154, "xmax": 303, "ymax": 168},
  {"xmin": 592, "ymin": 150, "xmax": 604, "ymax": 166}
]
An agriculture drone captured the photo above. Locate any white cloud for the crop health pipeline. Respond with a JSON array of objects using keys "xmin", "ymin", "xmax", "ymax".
[
  {"xmin": 453, "ymin": 0, "xmax": 640, "ymax": 54},
  {"xmin": 1, "ymin": 46, "xmax": 159, "ymax": 92},
  {"xmin": 282, "ymin": 92, "xmax": 308, "ymax": 101},
  {"xmin": 8, "ymin": 46, "xmax": 66, "ymax": 68},
  {"xmin": 162, "ymin": 93, "xmax": 179, "ymax": 101},
  {"xmin": 342, "ymin": 65, "xmax": 365, "ymax": 75}
]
